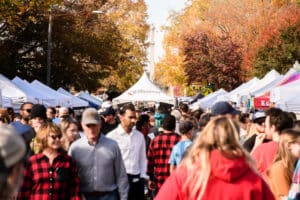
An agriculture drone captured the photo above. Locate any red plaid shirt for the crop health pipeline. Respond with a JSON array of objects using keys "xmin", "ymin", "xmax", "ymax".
[
  {"xmin": 147, "ymin": 132, "xmax": 181, "ymax": 190},
  {"xmin": 17, "ymin": 152, "xmax": 81, "ymax": 200}
]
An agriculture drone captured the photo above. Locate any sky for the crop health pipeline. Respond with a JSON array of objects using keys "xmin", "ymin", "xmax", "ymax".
[{"xmin": 144, "ymin": 0, "xmax": 187, "ymax": 63}]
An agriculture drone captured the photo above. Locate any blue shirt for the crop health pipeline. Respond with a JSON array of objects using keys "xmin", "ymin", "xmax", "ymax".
[{"xmin": 169, "ymin": 140, "xmax": 192, "ymax": 166}]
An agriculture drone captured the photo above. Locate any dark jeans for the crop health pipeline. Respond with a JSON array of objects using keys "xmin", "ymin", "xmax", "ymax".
[
  {"xmin": 84, "ymin": 189, "xmax": 119, "ymax": 200},
  {"xmin": 128, "ymin": 174, "xmax": 145, "ymax": 200}
]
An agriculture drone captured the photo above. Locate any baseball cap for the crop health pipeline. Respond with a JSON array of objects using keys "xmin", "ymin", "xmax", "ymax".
[
  {"xmin": 252, "ymin": 111, "xmax": 266, "ymax": 123},
  {"xmin": 0, "ymin": 124, "xmax": 26, "ymax": 168},
  {"xmin": 100, "ymin": 106, "xmax": 115, "ymax": 116},
  {"xmin": 82, "ymin": 108, "xmax": 100, "ymax": 125},
  {"xmin": 211, "ymin": 101, "xmax": 240, "ymax": 116}
]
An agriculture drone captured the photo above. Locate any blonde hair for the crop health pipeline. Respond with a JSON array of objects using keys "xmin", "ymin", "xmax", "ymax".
[
  {"xmin": 270, "ymin": 129, "xmax": 300, "ymax": 181},
  {"xmin": 182, "ymin": 116, "xmax": 257, "ymax": 200},
  {"xmin": 59, "ymin": 117, "xmax": 79, "ymax": 151},
  {"xmin": 32, "ymin": 123, "xmax": 61, "ymax": 153}
]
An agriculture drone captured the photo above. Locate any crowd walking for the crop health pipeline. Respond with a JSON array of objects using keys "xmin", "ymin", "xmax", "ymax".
[{"xmin": 1, "ymin": 100, "xmax": 300, "ymax": 199}]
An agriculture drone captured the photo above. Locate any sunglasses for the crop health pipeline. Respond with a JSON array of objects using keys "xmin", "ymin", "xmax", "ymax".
[
  {"xmin": 48, "ymin": 134, "xmax": 62, "ymax": 140},
  {"xmin": 23, "ymin": 109, "xmax": 31, "ymax": 113}
]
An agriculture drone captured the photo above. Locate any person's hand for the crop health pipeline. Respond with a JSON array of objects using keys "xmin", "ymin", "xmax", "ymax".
[
  {"xmin": 252, "ymin": 134, "xmax": 266, "ymax": 153},
  {"xmin": 148, "ymin": 180, "xmax": 156, "ymax": 191},
  {"xmin": 280, "ymin": 196, "xmax": 288, "ymax": 200}
]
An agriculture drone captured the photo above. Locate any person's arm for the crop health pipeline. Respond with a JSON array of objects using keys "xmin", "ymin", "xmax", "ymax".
[
  {"xmin": 17, "ymin": 159, "xmax": 33, "ymax": 199},
  {"xmin": 155, "ymin": 167, "xmax": 184, "ymax": 200},
  {"xmin": 169, "ymin": 146, "xmax": 178, "ymax": 173},
  {"xmin": 69, "ymin": 158, "xmax": 81, "ymax": 200},
  {"xmin": 268, "ymin": 163, "xmax": 291, "ymax": 199},
  {"xmin": 139, "ymin": 135, "xmax": 148, "ymax": 180},
  {"xmin": 114, "ymin": 145, "xmax": 129, "ymax": 200},
  {"xmin": 147, "ymin": 139, "xmax": 155, "ymax": 190},
  {"xmin": 170, "ymin": 164, "xmax": 176, "ymax": 173}
]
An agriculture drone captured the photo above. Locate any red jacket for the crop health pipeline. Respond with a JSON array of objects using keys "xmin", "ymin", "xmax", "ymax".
[{"xmin": 156, "ymin": 150, "xmax": 275, "ymax": 200}]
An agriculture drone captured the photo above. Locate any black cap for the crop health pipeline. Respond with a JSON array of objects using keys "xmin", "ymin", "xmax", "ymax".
[
  {"xmin": 30, "ymin": 104, "xmax": 47, "ymax": 120},
  {"xmin": 211, "ymin": 101, "xmax": 240, "ymax": 116},
  {"xmin": 100, "ymin": 106, "xmax": 116, "ymax": 116}
]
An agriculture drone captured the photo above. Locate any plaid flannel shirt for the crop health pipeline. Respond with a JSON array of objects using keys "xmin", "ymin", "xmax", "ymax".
[
  {"xmin": 17, "ymin": 152, "xmax": 81, "ymax": 200},
  {"xmin": 147, "ymin": 132, "xmax": 181, "ymax": 190}
]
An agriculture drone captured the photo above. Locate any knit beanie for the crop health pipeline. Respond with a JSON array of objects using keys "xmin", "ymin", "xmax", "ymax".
[{"xmin": 30, "ymin": 104, "xmax": 47, "ymax": 120}]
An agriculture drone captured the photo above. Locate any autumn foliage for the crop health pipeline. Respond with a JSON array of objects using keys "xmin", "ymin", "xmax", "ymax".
[{"xmin": 155, "ymin": 0, "xmax": 300, "ymax": 93}]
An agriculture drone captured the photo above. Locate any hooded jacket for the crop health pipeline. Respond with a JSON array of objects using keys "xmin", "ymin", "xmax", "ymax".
[{"xmin": 155, "ymin": 150, "xmax": 275, "ymax": 200}]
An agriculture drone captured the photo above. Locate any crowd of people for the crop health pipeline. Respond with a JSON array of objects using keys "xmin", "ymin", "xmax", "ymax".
[{"xmin": 1, "ymin": 100, "xmax": 300, "ymax": 200}]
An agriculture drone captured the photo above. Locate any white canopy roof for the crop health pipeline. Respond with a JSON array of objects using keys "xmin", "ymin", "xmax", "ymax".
[
  {"xmin": 57, "ymin": 88, "xmax": 89, "ymax": 108},
  {"xmin": 190, "ymin": 89, "xmax": 228, "ymax": 110},
  {"xmin": 241, "ymin": 69, "xmax": 281, "ymax": 97},
  {"xmin": 270, "ymin": 78, "xmax": 300, "ymax": 103},
  {"xmin": 0, "ymin": 74, "xmax": 38, "ymax": 104},
  {"xmin": 76, "ymin": 91, "xmax": 103, "ymax": 107},
  {"xmin": 230, "ymin": 77, "xmax": 260, "ymax": 102},
  {"xmin": 12, "ymin": 77, "xmax": 56, "ymax": 106},
  {"xmin": 112, "ymin": 72, "xmax": 175, "ymax": 105},
  {"xmin": 30, "ymin": 80, "xmax": 72, "ymax": 106}
]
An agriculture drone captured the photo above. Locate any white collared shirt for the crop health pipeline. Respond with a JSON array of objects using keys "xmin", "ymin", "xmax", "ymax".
[{"xmin": 106, "ymin": 125, "xmax": 148, "ymax": 179}]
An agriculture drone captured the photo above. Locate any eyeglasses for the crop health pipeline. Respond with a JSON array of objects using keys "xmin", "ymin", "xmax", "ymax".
[
  {"xmin": 48, "ymin": 134, "xmax": 62, "ymax": 140},
  {"xmin": 23, "ymin": 109, "xmax": 31, "ymax": 113}
]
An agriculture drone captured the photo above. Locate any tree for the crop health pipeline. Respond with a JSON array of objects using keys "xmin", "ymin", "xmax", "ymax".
[
  {"xmin": 154, "ymin": 0, "xmax": 211, "ymax": 92},
  {"xmin": 247, "ymin": 4, "xmax": 300, "ymax": 77},
  {"xmin": 183, "ymin": 31, "xmax": 243, "ymax": 91},
  {"xmin": 0, "ymin": 0, "xmax": 149, "ymax": 92}
]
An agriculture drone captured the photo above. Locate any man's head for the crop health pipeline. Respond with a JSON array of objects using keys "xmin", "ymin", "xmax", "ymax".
[
  {"xmin": 179, "ymin": 103, "xmax": 189, "ymax": 114},
  {"xmin": 179, "ymin": 120, "xmax": 194, "ymax": 136},
  {"xmin": 264, "ymin": 108, "xmax": 294, "ymax": 139},
  {"xmin": 46, "ymin": 107, "xmax": 56, "ymax": 120},
  {"xmin": 19, "ymin": 102, "xmax": 33, "ymax": 123},
  {"xmin": 162, "ymin": 114, "xmax": 176, "ymax": 132},
  {"xmin": 118, "ymin": 103, "xmax": 136, "ymax": 133},
  {"xmin": 30, "ymin": 104, "xmax": 47, "ymax": 132},
  {"xmin": 211, "ymin": 101, "xmax": 240, "ymax": 116},
  {"xmin": 100, "ymin": 106, "xmax": 116, "ymax": 123},
  {"xmin": 0, "ymin": 124, "xmax": 26, "ymax": 195},
  {"xmin": 58, "ymin": 107, "xmax": 69, "ymax": 119},
  {"xmin": 81, "ymin": 108, "xmax": 102, "ymax": 145},
  {"xmin": 252, "ymin": 111, "xmax": 266, "ymax": 134}
]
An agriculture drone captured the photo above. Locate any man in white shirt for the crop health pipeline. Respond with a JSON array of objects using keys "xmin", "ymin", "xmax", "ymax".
[{"xmin": 107, "ymin": 103, "xmax": 148, "ymax": 200}]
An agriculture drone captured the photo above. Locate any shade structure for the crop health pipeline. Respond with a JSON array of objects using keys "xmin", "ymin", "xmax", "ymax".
[
  {"xmin": 76, "ymin": 91, "xmax": 102, "ymax": 109},
  {"xmin": 12, "ymin": 77, "xmax": 56, "ymax": 106},
  {"xmin": 0, "ymin": 74, "xmax": 38, "ymax": 105},
  {"xmin": 30, "ymin": 80, "xmax": 72, "ymax": 106},
  {"xmin": 57, "ymin": 88, "xmax": 89, "ymax": 108},
  {"xmin": 113, "ymin": 72, "xmax": 175, "ymax": 106},
  {"xmin": 254, "ymin": 68, "xmax": 300, "ymax": 109}
]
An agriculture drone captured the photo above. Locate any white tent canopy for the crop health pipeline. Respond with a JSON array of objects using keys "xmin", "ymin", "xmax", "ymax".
[
  {"xmin": 12, "ymin": 77, "xmax": 56, "ymax": 106},
  {"xmin": 250, "ymin": 74, "xmax": 283, "ymax": 96},
  {"xmin": 230, "ymin": 77, "xmax": 260, "ymax": 102},
  {"xmin": 236, "ymin": 69, "xmax": 281, "ymax": 98},
  {"xmin": 113, "ymin": 72, "xmax": 175, "ymax": 105},
  {"xmin": 0, "ymin": 74, "xmax": 38, "ymax": 105},
  {"xmin": 30, "ymin": 80, "xmax": 72, "ymax": 106},
  {"xmin": 57, "ymin": 88, "xmax": 89, "ymax": 108},
  {"xmin": 190, "ymin": 88, "xmax": 228, "ymax": 111},
  {"xmin": 76, "ymin": 91, "xmax": 103, "ymax": 107},
  {"xmin": 270, "ymin": 78, "xmax": 300, "ymax": 104}
]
